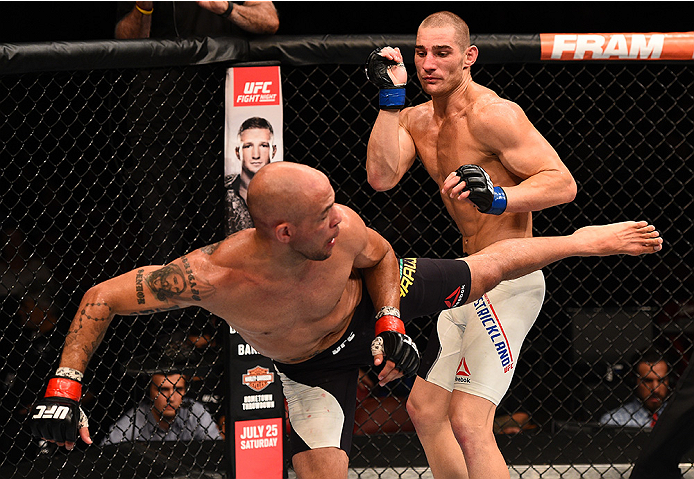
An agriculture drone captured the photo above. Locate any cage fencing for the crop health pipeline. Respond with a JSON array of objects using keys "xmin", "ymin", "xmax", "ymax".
[{"xmin": 0, "ymin": 35, "xmax": 692, "ymax": 478}]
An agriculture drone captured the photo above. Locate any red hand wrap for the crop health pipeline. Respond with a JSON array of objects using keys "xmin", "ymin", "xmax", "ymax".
[
  {"xmin": 46, "ymin": 377, "xmax": 82, "ymax": 401},
  {"xmin": 375, "ymin": 315, "xmax": 406, "ymax": 336}
]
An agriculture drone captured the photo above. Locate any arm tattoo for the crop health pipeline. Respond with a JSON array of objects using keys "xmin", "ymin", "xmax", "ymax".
[
  {"xmin": 126, "ymin": 305, "xmax": 181, "ymax": 315},
  {"xmin": 181, "ymin": 256, "xmax": 205, "ymax": 301},
  {"xmin": 65, "ymin": 301, "xmax": 114, "ymax": 368},
  {"xmin": 200, "ymin": 241, "xmax": 222, "ymax": 255},
  {"xmin": 135, "ymin": 268, "xmax": 146, "ymax": 304},
  {"xmin": 145, "ymin": 263, "xmax": 187, "ymax": 302}
]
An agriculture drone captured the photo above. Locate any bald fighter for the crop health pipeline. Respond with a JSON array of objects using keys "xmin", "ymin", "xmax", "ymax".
[{"xmin": 30, "ymin": 162, "xmax": 661, "ymax": 479}]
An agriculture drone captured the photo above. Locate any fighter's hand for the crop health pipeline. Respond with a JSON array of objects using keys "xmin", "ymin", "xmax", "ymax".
[
  {"xmin": 30, "ymin": 372, "xmax": 93, "ymax": 450},
  {"xmin": 445, "ymin": 164, "xmax": 508, "ymax": 215},
  {"xmin": 365, "ymin": 47, "xmax": 408, "ymax": 110},
  {"xmin": 442, "ymin": 171, "xmax": 473, "ymax": 201},
  {"xmin": 365, "ymin": 47, "xmax": 407, "ymax": 87},
  {"xmin": 371, "ymin": 332, "xmax": 420, "ymax": 386},
  {"xmin": 371, "ymin": 306, "xmax": 420, "ymax": 386}
]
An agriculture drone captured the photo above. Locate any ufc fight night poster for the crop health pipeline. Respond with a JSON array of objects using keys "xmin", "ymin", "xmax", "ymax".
[
  {"xmin": 223, "ymin": 65, "xmax": 286, "ymax": 478},
  {"xmin": 223, "ymin": 65, "xmax": 284, "ymax": 236}
]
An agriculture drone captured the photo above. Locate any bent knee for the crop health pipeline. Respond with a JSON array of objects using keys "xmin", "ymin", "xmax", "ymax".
[
  {"xmin": 449, "ymin": 411, "xmax": 495, "ymax": 447},
  {"xmin": 407, "ymin": 391, "xmax": 451, "ymax": 429}
]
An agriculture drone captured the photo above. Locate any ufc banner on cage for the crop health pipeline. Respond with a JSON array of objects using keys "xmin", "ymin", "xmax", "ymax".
[
  {"xmin": 224, "ymin": 65, "xmax": 284, "ymax": 236},
  {"xmin": 223, "ymin": 64, "xmax": 286, "ymax": 478}
]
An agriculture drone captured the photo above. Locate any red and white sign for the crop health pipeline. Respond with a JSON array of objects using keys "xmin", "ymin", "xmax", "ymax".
[
  {"xmin": 224, "ymin": 65, "xmax": 284, "ymax": 175},
  {"xmin": 541, "ymin": 32, "xmax": 694, "ymax": 61},
  {"xmin": 233, "ymin": 66, "xmax": 281, "ymax": 106},
  {"xmin": 235, "ymin": 418, "xmax": 284, "ymax": 479}
]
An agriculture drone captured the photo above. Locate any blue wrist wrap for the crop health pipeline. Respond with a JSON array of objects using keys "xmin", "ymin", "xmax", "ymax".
[
  {"xmin": 379, "ymin": 88, "xmax": 406, "ymax": 110},
  {"xmin": 487, "ymin": 186, "xmax": 507, "ymax": 215}
]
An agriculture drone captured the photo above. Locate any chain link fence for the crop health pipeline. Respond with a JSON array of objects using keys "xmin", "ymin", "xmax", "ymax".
[{"xmin": 1, "ymin": 37, "xmax": 692, "ymax": 478}]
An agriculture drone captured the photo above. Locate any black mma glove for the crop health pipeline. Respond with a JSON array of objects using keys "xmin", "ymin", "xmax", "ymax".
[
  {"xmin": 454, "ymin": 164, "xmax": 507, "ymax": 215},
  {"xmin": 30, "ymin": 367, "xmax": 88, "ymax": 444},
  {"xmin": 365, "ymin": 47, "xmax": 407, "ymax": 111},
  {"xmin": 370, "ymin": 306, "xmax": 420, "ymax": 377}
]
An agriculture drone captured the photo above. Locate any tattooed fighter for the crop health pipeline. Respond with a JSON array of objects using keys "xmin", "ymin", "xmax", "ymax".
[{"xmin": 30, "ymin": 162, "xmax": 662, "ymax": 479}]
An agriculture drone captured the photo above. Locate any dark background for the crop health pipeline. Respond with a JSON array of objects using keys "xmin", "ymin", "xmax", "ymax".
[{"xmin": 0, "ymin": 1, "xmax": 691, "ymax": 43}]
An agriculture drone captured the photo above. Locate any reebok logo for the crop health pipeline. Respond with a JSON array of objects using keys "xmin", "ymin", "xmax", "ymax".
[
  {"xmin": 456, "ymin": 357, "xmax": 471, "ymax": 376},
  {"xmin": 455, "ymin": 357, "xmax": 471, "ymax": 383},
  {"xmin": 445, "ymin": 285, "xmax": 466, "ymax": 308}
]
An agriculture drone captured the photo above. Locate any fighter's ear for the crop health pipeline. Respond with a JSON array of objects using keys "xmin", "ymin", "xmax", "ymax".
[
  {"xmin": 235, "ymin": 147, "xmax": 241, "ymax": 160},
  {"xmin": 275, "ymin": 223, "xmax": 293, "ymax": 243},
  {"xmin": 271, "ymin": 145, "xmax": 277, "ymax": 159},
  {"xmin": 464, "ymin": 45, "xmax": 478, "ymax": 68}
]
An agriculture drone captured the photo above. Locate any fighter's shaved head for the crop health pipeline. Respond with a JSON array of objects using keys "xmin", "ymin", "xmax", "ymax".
[
  {"xmin": 418, "ymin": 11, "xmax": 470, "ymax": 49},
  {"xmin": 247, "ymin": 162, "xmax": 332, "ymax": 235}
]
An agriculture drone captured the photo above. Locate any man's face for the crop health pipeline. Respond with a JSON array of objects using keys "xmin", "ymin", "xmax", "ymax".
[
  {"xmin": 414, "ymin": 26, "xmax": 468, "ymax": 96},
  {"xmin": 636, "ymin": 361, "xmax": 669, "ymax": 413},
  {"xmin": 292, "ymin": 187, "xmax": 342, "ymax": 261},
  {"xmin": 236, "ymin": 128, "xmax": 275, "ymax": 175},
  {"xmin": 150, "ymin": 373, "xmax": 186, "ymax": 421}
]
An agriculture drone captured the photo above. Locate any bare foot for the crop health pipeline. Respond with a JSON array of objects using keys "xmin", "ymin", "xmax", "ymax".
[{"xmin": 572, "ymin": 221, "xmax": 663, "ymax": 256}]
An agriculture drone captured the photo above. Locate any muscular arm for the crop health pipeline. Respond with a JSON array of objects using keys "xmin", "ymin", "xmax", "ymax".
[
  {"xmin": 365, "ymin": 46, "xmax": 417, "ymax": 191},
  {"xmin": 366, "ymin": 111, "xmax": 418, "ymax": 191},
  {"xmin": 59, "ymin": 254, "xmax": 216, "ymax": 373},
  {"xmin": 353, "ymin": 226, "xmax": 401, "ymax": 312},
  {"xmin": 472, "ymin": 101, "xmax": 577, "ymax": 212},
  {"xmin": 351, "ymin": 216, "xmax": 412, "ymax": 384}
]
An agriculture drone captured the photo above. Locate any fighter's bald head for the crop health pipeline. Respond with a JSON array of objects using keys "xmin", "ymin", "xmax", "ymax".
[{"xmin": 247, "ymin": 162, "xmax": 333, "ymax": 235}]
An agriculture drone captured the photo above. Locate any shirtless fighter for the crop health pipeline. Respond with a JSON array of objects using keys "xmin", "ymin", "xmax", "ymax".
[
  {"xmin": 30, "ymin": 163, "xmax": 660, "ymax": 479},
  {"xmin": 365, "ymin": 11, "xmax": 580, "ymax": 478}
]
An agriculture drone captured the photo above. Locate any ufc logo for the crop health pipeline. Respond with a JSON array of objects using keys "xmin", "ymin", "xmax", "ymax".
[
  {"xmin": 32, "ymin": 404, "xmax": 70, "ymax": 420},
  {"xmin": 243, "ymin": 81, "xmax": 272, "ymax": 94}
]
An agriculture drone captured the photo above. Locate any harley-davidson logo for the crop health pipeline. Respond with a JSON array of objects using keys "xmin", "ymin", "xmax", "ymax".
[{"xmin": 242, "ymin": 366, "xmax": 275, "ymax": 392}]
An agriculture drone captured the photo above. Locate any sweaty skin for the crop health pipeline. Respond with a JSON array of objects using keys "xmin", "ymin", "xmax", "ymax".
[
  {"xmin": 367, "ymin": 28, "xmax": 577, "ymax": 255},
  {"xmin": 61, "ymin": 165, "xmax": 400, "ymax": 372}
]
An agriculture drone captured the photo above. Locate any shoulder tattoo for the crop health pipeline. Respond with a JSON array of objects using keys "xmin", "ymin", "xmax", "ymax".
[{"xmin": 200, "ymin": 241, "xmax": 222, "ymax": 255}]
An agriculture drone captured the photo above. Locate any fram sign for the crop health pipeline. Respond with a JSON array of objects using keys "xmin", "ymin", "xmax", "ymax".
[
  {"xmin": 541, "ymin": 32, "xmax": 694, "ymax": 60},
  {"xmin": 233, "ymin": 66, "xmax": 281, "ymax": 106}
]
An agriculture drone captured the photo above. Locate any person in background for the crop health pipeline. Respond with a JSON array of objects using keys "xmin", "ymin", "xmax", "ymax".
[
  {"xmin": 101, "ymin": 371, "xmax": 221, "ymax": 443},
  {"xmin": 630, "ymin": 304, "xmax": 694, "ymax": 479},
  {"xmin": 600, "ymin": 347, "xmax": 671, "ymax": 428}
]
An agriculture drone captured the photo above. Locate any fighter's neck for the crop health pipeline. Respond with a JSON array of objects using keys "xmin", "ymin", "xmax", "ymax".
[
  {"xmin": 431, "ymin": 75, "xmax": 474, "ymax": 117},
  {"xmin": 250, "ymin": 234, "xmax": 316, "ymax": 277}
]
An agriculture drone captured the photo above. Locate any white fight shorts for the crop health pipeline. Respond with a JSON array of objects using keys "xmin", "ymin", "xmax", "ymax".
[{"xmin": 419, "ymin": 270, "xmax": 545, "ymax": 405}]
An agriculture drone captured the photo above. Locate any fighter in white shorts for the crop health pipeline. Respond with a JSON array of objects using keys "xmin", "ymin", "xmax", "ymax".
[{"xmin": 420, "ymin": 270, "xmax": 545, "ymax": 405}]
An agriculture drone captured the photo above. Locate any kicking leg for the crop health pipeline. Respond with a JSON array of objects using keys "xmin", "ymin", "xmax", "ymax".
[{"xmin": 464, "ymin": 221, "xmax": 662, "ymax": 302}]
